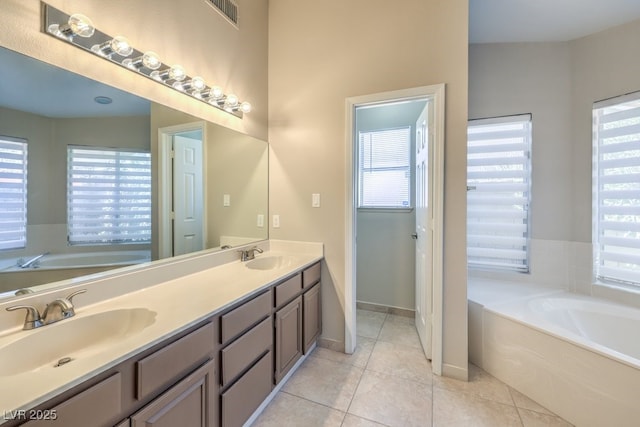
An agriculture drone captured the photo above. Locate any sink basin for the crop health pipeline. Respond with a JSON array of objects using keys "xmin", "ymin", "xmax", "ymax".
[
  {"xmin": 245, "ymin": 255, "xmax": 298, "ymax": 271},
  {"xmin": 0, "ymin": 307, "xmax": 157, "ymax": 377}
]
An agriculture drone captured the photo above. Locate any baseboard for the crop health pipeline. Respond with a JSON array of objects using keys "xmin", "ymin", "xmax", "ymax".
[
  {"xmin": 356, "ymin": 301, "xmax": 415, "ymax": 318},
  {"xmin": 317, "ymin": 337, "xmax": 344, "ymax": 352},
  {"xmin": 441, "ymin": 363, "xmax": 469, "ymax": 381}
]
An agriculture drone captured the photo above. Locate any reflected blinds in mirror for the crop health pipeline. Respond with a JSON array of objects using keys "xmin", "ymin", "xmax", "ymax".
[
  {"xmin": 0, "ymin": 137, "xmax": 27, "ymax": 250},
  {"xmin": 67, "ymin": 146, "xmax": 151, "ymax": 245}
]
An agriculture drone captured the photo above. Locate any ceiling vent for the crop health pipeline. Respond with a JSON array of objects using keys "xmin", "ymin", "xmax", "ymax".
[{"xmin": 205, "ymin": 0, "xmax": 239, "ymax": 27}]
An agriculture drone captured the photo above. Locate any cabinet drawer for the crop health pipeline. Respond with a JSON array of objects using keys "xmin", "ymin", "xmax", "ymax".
[
  {"xmin": 221, "ymin": 317, "xmax": 272, "ymax": 387},
  {"xmin": 131, "ymin": 359, "xmax": 215, "ymax": 427},
  {"xmin": 221, "ymin": 351, "xmax": 273, "ymax": 427},
  {"xmin": 136, "ymin": 322, "xmax": 214, "ymax": 400},
  {"xmin": 275, "ymin": 273, "xmax": 302, "ymax": 307},
  {"xmin": 302, "ymin": 262, "xmax": 321, "ymax": 289},
  {"xmin": 23, "ymin": 373, "xmax": 121, "ymax": 427},
  {"xmin": 220, "ymin": 291, "xmax": 271, "ymax": 345}
]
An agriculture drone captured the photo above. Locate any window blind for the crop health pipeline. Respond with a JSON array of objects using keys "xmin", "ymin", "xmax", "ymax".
[
  {"xmin": 0, "ymin": 137, "xmax": 27, "ymax": 251},
  {"xmin": 67, "ymin": 146, "xmax": 151, "ymax": 245},
  {"xmin": 358, "ymin": 127, "xmax": 411, "ymax": 208},
  {"xmin": 467, "ymin": 115, "xmax": 531, "ymax": 272},
  {"xmin": 593, "ymin": 93, "xmax": 640, "ymax": 286}
]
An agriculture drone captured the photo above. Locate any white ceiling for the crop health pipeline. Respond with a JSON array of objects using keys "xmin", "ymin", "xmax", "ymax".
[{"xmin": 470, "ymin": 0, "xmax": 640, "ymax": 43}]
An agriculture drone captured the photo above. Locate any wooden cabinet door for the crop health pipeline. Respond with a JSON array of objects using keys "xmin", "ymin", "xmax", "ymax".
[
  {"xmin": 131, "ymin": 359, "xmax": 216, "ymax": 427},
  {"xmin": 303, "ymin": 283, "xmax": 322, "ymax": 354},
  {"xmin": 274, "ymin": 296, "xmax": 302, "ymax": 383}
]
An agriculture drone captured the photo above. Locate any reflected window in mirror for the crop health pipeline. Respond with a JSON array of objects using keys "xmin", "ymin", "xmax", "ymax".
[
  {"xmin": 67, "ymin": 145, "xmax": 151, "ymax": 245},
  {"xmin": 0, "ymin": 136, "xmax": 28, "ymax": 250}
]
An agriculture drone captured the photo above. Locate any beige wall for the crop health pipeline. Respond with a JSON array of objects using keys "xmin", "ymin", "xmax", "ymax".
[
  {"xmin": 469, "ymin": 43, "xmax": 573, "ymax": 241},
  {"xmin": 207, "ymin": 124, "xmax": 268, "ymax": 247},
  {"xmin": 570, "ymin": 18, "xmax": 640, "ymax": 243},
  {"xmin": 0, "ymin": 107, "xmax": 149, "ymax": 227},
  {"xmin": 0, "ymin": 0, "xmax": 268, "ymax": 140},
  {"xmin": 469, "ymin": 18, "xmax": 640, "ymax": 247},
  {"xmin": 269, "ymin": 0, "xmax": 469, "ymax": 377}
]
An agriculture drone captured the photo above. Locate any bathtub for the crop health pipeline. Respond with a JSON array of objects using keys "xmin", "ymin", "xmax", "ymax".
[
  {"xmin": 0, "ymin": 251, "xmax": 151, "ymax": 294},
  {"xmin": 469, "ymin": 278, "xmax": 640, "ymax": 427},
  {"xmin": 33, "ymin": 251, "xmax": 151, "ymax": 270}
]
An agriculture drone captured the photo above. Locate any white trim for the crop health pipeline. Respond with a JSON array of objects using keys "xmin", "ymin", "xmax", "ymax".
[
  {"xmin": 345, "ymin": 84, "xmax": 445, "ymax": 372},
  {"xmin": 158, "ymin": 122, "xmax": 208, "ymax": 259}
]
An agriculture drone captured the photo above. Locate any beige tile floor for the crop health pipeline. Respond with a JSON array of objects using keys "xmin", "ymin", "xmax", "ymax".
[{"xmin": 252, "ymin": 309, "xmax": 573, "ymax": 427}]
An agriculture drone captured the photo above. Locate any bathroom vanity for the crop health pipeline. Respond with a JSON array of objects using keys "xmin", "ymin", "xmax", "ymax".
[{"xmin": 0, "ymin": 242, "xmax": 323, "ymax": 427}]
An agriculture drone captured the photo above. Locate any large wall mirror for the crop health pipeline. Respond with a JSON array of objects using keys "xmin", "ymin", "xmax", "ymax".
[{"xmin": 0, "ymin": 46, "xmax": 268, "ymax": 300}]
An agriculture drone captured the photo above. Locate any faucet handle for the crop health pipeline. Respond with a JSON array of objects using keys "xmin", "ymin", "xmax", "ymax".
[
  {"xmin": 66, "ymin": 289, "xmax": 87, "ymax": 305},
  {"xmin": 6, "ymin": 305, "xmax": 43, "ymax": 330}
]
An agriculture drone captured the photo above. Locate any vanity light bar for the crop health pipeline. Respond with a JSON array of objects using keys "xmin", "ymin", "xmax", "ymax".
[{"xmin": 42, "ymin": 3, "xmax": 251, "ymax": 118}]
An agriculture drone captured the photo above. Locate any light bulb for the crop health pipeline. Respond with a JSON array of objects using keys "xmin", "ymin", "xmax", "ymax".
[
  {"xmin": 110, "ymin": 36, "xmax": 133, "ymax": 57},
  {"xmin": 190, "ymin": 76, "xmax": 206, "ymax": 92},
  {"xmin": 206, "ymin": 86, "xmax": 224, "ymax": 101},
  {"xmin": 225, "ymin": 94, "xmax": 239, "ymax": 107},
  {"xmin": 168, "ymin": 65, "xmax": 186, "ymax": 82},
  {"xmin": 49, "ymin": 13, "xmax": 95, "ymax": 39},
  {"xmin": 240, "ymin": 102, "xmax": 252, "ymax": 113},
  {"xmin": 92, "ymin": 36, "xmax": 133, "ymax": 57},
  {"xmin": 142, "ymin": 52, "xmax": 161, "ymax": 70},
  {"xmin": 68, "ymin": 14, "xmax": 95, "ymax": 38}
]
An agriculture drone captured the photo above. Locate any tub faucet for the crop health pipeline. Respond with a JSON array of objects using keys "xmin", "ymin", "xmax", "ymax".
[
  {"xmin": 239, "ymin": 246, "xmax": 263, "ymax": 261},
  {"xmin": 17, "ymin": 252, "xmax": 49, "ymax": 269}
]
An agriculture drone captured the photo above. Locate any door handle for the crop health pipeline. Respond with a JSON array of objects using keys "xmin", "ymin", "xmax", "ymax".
[{"xmin": 411, "ymin": 233, "xmax": 418, "ymax": 240}]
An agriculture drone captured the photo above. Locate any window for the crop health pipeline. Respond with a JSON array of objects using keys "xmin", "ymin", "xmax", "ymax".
[
  {"xmin": 593, "ymin": 92, "xmax": 640, "ymax": 287},
  {"xmin": 467, "ymin": 114, "xmax": 532, "ymax": 272},
  {"xmin": 0, "ymin": 137, "xmax": 27, "ymax": 251},
  {"xmin": 67, "ymin": 146, "xmax": 151, "ymax": 245},
  {"xmin": 358, "ymin": 127, "xmax": 411, "ymax": 208}
]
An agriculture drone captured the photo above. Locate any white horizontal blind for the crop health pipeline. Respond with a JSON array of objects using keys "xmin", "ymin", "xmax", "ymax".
[
  {"xmin": 467, "ymin": 115, "xmax": 531, "ymax": 272},
  {"xmin": 67, "ymin": 146, "xmax": 151, "ymax": 245},
  {"xmin": 593, "ymin": 93, "xmax": 640, "ymax": 287},
  {"xmin": 0, "ymin": 137, "xmax": 27, "ymax": 251},
  {"xmin": 358, "ymin": 127, "xmax": 411, "ymax": 208}
]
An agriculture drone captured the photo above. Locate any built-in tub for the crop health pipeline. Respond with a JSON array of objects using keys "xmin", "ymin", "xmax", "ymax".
[
  {"xmin": 469, "ymin": 278, "xmax": 640, "ymax": 427},
  {"xmin": 0, "ymin": 251, "xmax": 151, "ymax": 294}
]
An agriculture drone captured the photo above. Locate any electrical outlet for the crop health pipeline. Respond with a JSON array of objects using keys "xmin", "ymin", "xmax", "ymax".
[
  {"xmin": 257, "ymin": 214, "xmax": 264, "ymax": 227},
  {"xmin": 312, "ymin": 193, "xmax": 321, "ymax": 208},
  {"xmin": 223, "ymin": 194, "xmax": 230, "ymax": 207},
  {"xmin": 273, "ymin": 214, "xmax": 280, "ymax": 228}
]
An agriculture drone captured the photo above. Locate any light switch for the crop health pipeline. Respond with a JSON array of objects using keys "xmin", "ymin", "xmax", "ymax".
[
  {"xmin": 273, "ymin": 214, "xmax": 280, "ymax": 228},
  {"xmin": 257, "ymin": 214, "xmax": 264, "ymax": 227},
  {"xmin": 223, "ymin": 194, "xmax": 230, "ymax": 207},
  {"xmin": 312, "ymin": 193, "xmax": 321, "ymax": 208}
]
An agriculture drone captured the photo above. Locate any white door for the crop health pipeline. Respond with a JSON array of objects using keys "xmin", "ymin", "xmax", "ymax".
[
  {"xmin": 415, "ymin": 102, "xmax": 433, "ymax": 360},
  {"xmin": 173, "ymin": 134, "xmax": 204, "ymax": 256}
]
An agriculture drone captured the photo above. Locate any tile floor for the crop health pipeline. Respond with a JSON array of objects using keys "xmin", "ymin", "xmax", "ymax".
[{"xmin": 252, "ymin": 309, "xmax": 573, "ymax": 427}]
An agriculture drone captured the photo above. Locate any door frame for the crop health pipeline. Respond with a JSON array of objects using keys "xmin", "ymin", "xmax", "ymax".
[
  {"xmin": 344, "ymin": 84, "xmax": 445, "ymax": 374},
  {"xmin": 158, "ymin": 121, "xmax": 207, "ymax": 258}
]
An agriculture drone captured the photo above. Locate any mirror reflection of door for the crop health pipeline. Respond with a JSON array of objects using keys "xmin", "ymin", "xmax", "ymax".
[
  {"xmin": 158, "ymin": 123, "xmax": 205, "ymax": 258},
  {"xmin": 172, "ymin": 131, "xmax": 204, "ymax": 256}
]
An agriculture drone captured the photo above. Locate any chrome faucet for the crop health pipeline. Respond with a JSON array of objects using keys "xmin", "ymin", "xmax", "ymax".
[
  {"xmin": 239, "ymin": 246, "xmax": 264, "ymax": 261},
  {"xmin": 17, "ymin": 252, "xmax": 49, "ymax": 269},
  {"xmin": 5, "ymin": 289, "xmax": 86, "ymax": 330}
]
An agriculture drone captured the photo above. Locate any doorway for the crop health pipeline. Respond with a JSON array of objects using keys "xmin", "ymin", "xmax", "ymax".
[
  {"xmin": 158, "ymin": 122, "xmax": 206, "ymax": 258},
  {"xmin": 345, "ymin": 85, "xmax": 445, "ymax": 374}
]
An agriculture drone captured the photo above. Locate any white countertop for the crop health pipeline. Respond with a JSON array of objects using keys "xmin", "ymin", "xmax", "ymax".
[{"xmin": 0, "ymin": 241, "xmax": 323, "ymax": 420}]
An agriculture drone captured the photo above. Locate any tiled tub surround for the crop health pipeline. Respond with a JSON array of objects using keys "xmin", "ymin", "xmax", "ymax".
[
  {"xmin": 0, "ymin": 239, "xmax": 322, "ymax": 422},
  {"xmin": 469, "ymin": 278, "xmax": 640, "ymax": 427}
]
